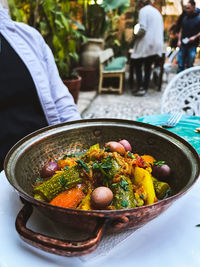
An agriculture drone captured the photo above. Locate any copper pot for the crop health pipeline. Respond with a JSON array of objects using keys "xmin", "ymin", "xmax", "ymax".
[{"xmin": 4, "ymin": 119, "xmax": 200, "ymax": 257}]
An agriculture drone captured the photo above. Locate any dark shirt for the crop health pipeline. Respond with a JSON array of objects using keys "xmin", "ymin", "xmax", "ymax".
[
  {"xmin": 176, "ymin": 8, "xmax": 200, "ymax": 33},
  {"xmin": 181, "ymin": 12, "xmax": 200, "ymax": 46},
  {"xmin": 0, "ymin": 34, "xmax": 47, "ymax": 170}
]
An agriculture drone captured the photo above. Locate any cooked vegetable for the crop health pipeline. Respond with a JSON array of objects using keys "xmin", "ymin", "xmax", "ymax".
[
  {"xmin": 78, "ymin": 189, "xmax": 92, "ymax": 210},
  {"xmin": 50, "ymin": 185, "xmax": 85, "ymax": 208},
  {"xmin": 41, "ymin": 161, "xmax": 59, "ymax": 178},
  {"xmin": 34, "ymin": 165, "xmax": 82, "ymax": 201},
  {"xmin": 33, "ymin": 140, "xmax": 172, "ymax": 210},
  {"xmin": 92, "ymin": 157, "xmax": 120, "ymax": 186},
  {"xmin": 134, "ymin": 166, "xmax": 157, "ymax": 205},
  {"xmin": 91, "ymin": 186, "xmax": 113, "ymax": 209},
  {"xmin": 152, "ymin": 177, "xmax": 171, "ymax": 199},
  {"xmin": 141, "ymin": 155, "xmax": 156, "ymax": 166},
  {"xmin": 112, "ymin": 176, "xmax": 136, "ymax": 209},
  {"xmin": 105, "ymin": 141, "xmax": 125, "ymax": 155},
  {"xmin": 119, "ymin": 139, "xmax": 132, "ymax": 152},
  {"xmin": 152, "ymin": 163, "xmax": 171, "ymax": 180},
  {"xmin": 88, "ymin": 143, "xmax": 100, "ymax": 151}
]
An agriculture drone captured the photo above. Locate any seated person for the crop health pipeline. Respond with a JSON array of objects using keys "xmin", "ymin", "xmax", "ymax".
[{"xmin": 0, "ymin": 4, "xmax": 81, "ymax": 171}]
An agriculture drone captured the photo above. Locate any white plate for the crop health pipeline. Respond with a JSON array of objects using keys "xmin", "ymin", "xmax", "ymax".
[{"xmin": 1, "ymin": 171, "xmax": 200, "ymax": 267}]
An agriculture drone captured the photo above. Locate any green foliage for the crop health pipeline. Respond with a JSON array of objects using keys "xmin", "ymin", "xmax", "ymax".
[
  {"xmin": 82, "ymin": 0, "xmax": 130, "ymax": 54},
  {"xmin": 8, "ymin": 0, "xmax": 87, "ymax": 79}
]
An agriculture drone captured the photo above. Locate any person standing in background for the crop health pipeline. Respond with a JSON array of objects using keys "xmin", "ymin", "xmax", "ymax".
[
  {"xmin": 131, "ymin": 0, "xmax": 164, "ymax": 96},
  {"xmin": 177, "ymin": 0, "xmax": 200, "ymax": 73},
  {"xmin": 0, "ymin": 4, "xmax": 81, "ymax": 171},
  {"xmin": 0, "ymin": 0, "xmax": 8, "ymax": 9}
]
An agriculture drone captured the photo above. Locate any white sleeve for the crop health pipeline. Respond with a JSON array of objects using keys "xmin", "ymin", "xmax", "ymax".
[
  {"xmin": 139, "ymin": 8, "xmax": 147, "ymax": 31},
  {"xmin": 40, "ymin": 35, "xmax": 81, "ymax": 122}
]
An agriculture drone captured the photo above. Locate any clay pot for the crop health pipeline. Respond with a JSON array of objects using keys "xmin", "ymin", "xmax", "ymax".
[
  {"xmin": 81, "ymin": 38, "xmax": 104, "ymax": 69},
  {"xmin": 63, "ymin": 76, "xmax": 82, "ymax": 104},
  {"xmin": 76, "ymin": 66, "xmax": 97, "ymax": 91}
]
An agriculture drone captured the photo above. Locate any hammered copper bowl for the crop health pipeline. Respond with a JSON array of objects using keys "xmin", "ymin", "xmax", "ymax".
[{"xmin": 4, "ymin": 119, "xmax": 200, "ymax": 257}]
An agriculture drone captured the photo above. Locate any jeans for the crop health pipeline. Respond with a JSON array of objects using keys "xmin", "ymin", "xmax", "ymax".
[
  {"xmin": 134, "ymin": 55, "xmax": 157, "ymax": 90},
  {"xmin": 177, "ymin": 46, "xmax": 197, "ymax": 73}
]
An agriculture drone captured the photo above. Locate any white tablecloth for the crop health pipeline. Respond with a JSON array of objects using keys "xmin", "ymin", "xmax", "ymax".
[{"xmin": 1, "ymin": 170, "xmax": 200, "ymax": 267}]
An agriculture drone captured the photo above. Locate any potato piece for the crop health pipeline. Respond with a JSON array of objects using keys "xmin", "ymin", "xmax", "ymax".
[{"xmin": 134, "ymin": 166, "xmax": 157, "ymax": 205}]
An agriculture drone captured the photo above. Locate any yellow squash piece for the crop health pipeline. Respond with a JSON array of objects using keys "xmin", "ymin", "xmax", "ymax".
[
  {"xmin": 134, "ymin": 166, "xmax": 157, "ymax": 205},
  {"xmin": 77, "ymin": 189, "xmax": 92, "ymax": 210}
]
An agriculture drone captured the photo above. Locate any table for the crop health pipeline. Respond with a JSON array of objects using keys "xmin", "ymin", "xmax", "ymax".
[
  {"xmin": 137, "ymin": 114, "xmax": 200, "ymax": 154},
  {"xmin": 1, "ymin": 170, "xmax": 200, "ymax": 266}
]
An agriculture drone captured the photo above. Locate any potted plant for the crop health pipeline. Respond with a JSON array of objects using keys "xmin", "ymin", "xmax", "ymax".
[
  {"xmin": 8, "ymin": 0, "xmax": 87, "ymax": 103},
  {"xmin": 80, "ymin": 0, "xmax": 130, "ymax": 68},
  {"xmin": 76, "ymin": 0, "xmax": 129, "ymax": 91}
]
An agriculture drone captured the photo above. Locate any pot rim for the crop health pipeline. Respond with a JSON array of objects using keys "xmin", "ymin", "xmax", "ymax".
[{"xmin": 4, "ymin": 118, "xmax": 200, "ymax": 216}]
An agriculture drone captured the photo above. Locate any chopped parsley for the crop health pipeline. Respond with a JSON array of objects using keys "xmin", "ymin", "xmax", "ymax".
[
  {"xmin": 105, "ymin": 147, "xmax": 111, "ymax": 152},
  {"xmin": 121, "ymin": 200, "xmax": 128, "ymax": 208},
  {"xmin": 59, "ymin": 177, "xmax": 68, "ymax": 188},
  {"xmin": 153, "ymin": 161, "xmax": 166, "ymax": 166},
  {"xmin": 76, "ymin": 159, "xmax": 90, "ymax": 173},
  {"xmin": 36, "ymin": 178, "xmax": 42, "ymax": 182},
  {"xmin": 64, "ymin": 166, "xmax": 69, "ymax": 170},
  {"xmin": 111, "ymin": 183, "xmax": 118, "ymax": 188},
  {"xmin": 120, "ymin": 179, "xmax": 129, "ymax": 191},
  {"xmin": 92, "ymin": 157, "xmax": 113, "ymax": 179},
  {"xmin": 63, "ymin": 152, "xmax": 84, "ymax": 159},
  {"xmin": 140, "ymin": 194, "xmax": 144, "ymax": 199},
  {"xmin": 127, "ymin": 152, "xmax": 135, "ymax": 159}
]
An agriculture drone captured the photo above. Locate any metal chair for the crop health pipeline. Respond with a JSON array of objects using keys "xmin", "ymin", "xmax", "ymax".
[{"xmin": 161, "ymin": 66, "xmax": 200, "ymax": 116}]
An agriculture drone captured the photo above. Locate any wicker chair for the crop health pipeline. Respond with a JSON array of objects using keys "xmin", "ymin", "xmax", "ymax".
[{"xmin": 161, "ymin": 66, "xmax": 200, "ymax": 116}]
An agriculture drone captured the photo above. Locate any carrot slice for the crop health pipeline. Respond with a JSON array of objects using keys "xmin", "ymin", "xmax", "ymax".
[
  {"xmin": 141, "ymin": 155, "xmax": 156, "ymax": 165},
  {"xmin": 50, "ymin": 185, "xmax": 85, "ymax": 208}
]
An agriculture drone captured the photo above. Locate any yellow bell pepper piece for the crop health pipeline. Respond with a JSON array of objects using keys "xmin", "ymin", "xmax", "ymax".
[{"xmin": 134, "ymin": 166, "xmax": 157, "ymax": 205}]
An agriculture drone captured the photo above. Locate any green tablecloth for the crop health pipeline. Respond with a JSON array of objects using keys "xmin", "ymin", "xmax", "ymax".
[{"xmin": 137, "ymin": 114, "xmax": 200, "ymax": 154}]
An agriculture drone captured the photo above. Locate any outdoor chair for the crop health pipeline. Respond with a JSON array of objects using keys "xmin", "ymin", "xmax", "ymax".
[
  {"xmin": 161, "ymin": 66, "xmax": 200, "ymax": 116},
  {"xmin": 98, "ymin": 48, "xmax": 127, "ymax": 94}
]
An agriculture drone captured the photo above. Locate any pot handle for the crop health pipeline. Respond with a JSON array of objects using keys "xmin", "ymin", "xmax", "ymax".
[{"xmin": 15, "ymin": 202, "xmax": 107, "ymax": 257}]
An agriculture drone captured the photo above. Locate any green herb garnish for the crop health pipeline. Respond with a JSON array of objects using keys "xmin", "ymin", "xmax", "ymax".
[
  {"xmin": 63, "ymin": 152, "xmax": 84, "ymax": 159},
  {"xmin": 154, "ymin": 161, "xmax": 166, "ymax": 166},
  {"xmin": 127, "ymin": 152, "xmax": 135, "ymax": 159},
  {"xmin": 140, "ymin": 194, "xmax": 144, "ymax": 199},
  {"xmin": 121, "ymin": 200, "xmax": 128, "ymax": 208},
  {"xmin": 105, "ymin": 147, "xmax": 111, "ymax": 152},
  {"xmin": 76, "ymin": 159, "xmax": 90, "ymax": 173},
  {"xmin": 120, "ymin": 179, "xmax": 129, "ymax": 191},
  {"xmin": 36, "ymin": 178, "xmax": 42, "ymax": 182},
  {"xmin": 92, "ymin": 157, "xmax": 113, "ymax": 178},
  {"xmin": 64, "ymin": 166, "xmax": 69, "ymax": 170},
  {"xmin": 111, "ymin": 183, "xmax": 118, "ymax": 188},
  {"xmin": 59, "ymin": 177, "xmax": 68, "ymax": 188},
  {"xmin": 101, "ymin": 157, "xmax": 113, "ymax": 169}
]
